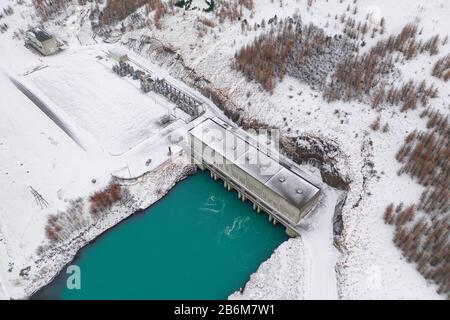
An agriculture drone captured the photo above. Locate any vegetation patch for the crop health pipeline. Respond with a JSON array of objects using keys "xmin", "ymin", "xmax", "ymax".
[
  {"xmin": 234, "ymin": 15, "xmax": 353, "ymax": 93},
  {"xmin": 324, "ymin": 23, "xmax": 440, "ymax": 110},
  {"xmin": 97, "ymin": 0, "xmax": 167, "ymax": 29},
  {"xmin": 384, "ymin": 109, "xmax": 449, "ymax": 298},
  {"xmin": 32, "ymin": 0, "xmax": 67, "ymax": 21}
]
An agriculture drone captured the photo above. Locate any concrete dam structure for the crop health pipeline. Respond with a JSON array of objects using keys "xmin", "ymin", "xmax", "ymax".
[{"xmin": 189, "ymin": 117, "xmax": 321, "ymax": 237}]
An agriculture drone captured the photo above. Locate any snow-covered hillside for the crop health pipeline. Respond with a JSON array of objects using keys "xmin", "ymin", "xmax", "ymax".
[{"xmin": 0, "ymin": 0, "xmax": 448, "ymax": 299}]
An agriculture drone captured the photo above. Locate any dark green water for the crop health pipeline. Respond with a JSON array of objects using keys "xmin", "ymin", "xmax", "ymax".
[{"xmin": 33, "ymin": 171, "xmax": 287, "ymax": 300}]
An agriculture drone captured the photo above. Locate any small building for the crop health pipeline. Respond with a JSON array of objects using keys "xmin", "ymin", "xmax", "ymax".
[
  {"xmin": 108, "ymin": 48, "xmax": 128, "ymax": 62},
  {"xmin": 189, "ymin": 117, "xmax": 321, "ymax": 236},
  {"xmin": 25, "ymin": 29, "xmax": 58, "ymax": 56}
]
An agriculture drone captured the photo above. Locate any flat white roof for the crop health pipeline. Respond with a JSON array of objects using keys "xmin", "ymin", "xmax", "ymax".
[
  {"xmin": 189, "ymin": 118, "xmax": 320, "ymax": 210},
  {"xmin": 108, "ymin": 47, "xmax": 128, "ymax": 58}
]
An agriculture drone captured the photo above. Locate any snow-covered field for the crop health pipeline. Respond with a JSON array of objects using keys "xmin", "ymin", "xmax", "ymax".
[{"xmin": 0, "ymin": 0, "xmax": 448, "ymax": 299}]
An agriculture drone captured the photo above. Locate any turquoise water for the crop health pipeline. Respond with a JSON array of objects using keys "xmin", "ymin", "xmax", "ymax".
[{"xmin": 33, "ymin": 171, "xmax": 287, "ymax": 300}]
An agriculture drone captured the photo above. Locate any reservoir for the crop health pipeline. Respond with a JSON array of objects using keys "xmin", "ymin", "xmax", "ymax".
[{"xmin": 33, "ymin": 171, "xmax": 287, "ymax": 299}]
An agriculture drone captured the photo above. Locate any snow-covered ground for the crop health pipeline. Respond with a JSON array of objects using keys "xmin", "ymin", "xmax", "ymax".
[
  {"xmin": 0, "ymin": 60, "xmax": 192, "ymax": 298},
  {"xmin": 23, "ymin": 48, "xmax": 177, "ymax": 155},
  {"xmin": 112, "ymin": 0, "xmax": 447, "ymax": 299},
  {"xmin": 0, "ymin": 1, "xmax": 200, "ymax": 298},
  {"xmin": 0, "ymin": 0, "xmax": 448, "ymax": 299}
]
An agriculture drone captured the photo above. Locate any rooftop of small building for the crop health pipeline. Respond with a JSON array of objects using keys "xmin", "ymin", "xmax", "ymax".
[
  {"xmin": 29, "ymin": 29, "xmax": 53, "ymax": 42},
  {"xmin": 189, "ymin": 117, "xmax": 320, "ymax": 210}
]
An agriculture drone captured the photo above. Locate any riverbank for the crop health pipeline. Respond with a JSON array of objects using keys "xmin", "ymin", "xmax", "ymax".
[
  {"xmin": 2, "ymin": 0, "xmax": 446, "ymax": 299},
  {"xmin": 120, "ymin": 6, "xmax": 444, "ymax": 298},
  {"xmin": 229, "ymin": 185, "xmax": 342, "ymax": 300},
  {"xmin": 32, "ymin": 170, "xmax": 288, "ymax": 299}
]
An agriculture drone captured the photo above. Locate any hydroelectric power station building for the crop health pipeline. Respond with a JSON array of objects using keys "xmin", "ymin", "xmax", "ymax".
[{"xmin": 189, "ymin": 117, "xmax": 320, "ymax": 236}]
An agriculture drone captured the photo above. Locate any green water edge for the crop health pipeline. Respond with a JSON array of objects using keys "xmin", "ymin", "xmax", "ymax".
[{"xmin": 32, "ymin": 170, "xmax": 287, "ymax": 300}]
